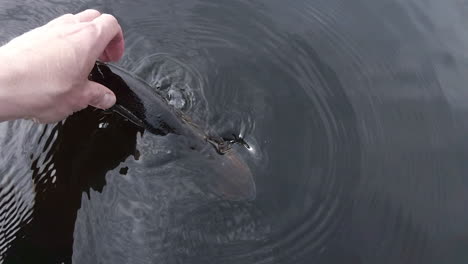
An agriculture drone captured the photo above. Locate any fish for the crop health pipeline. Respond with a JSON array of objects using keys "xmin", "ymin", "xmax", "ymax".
[
  {"xmin": 89, "ymin": 62, "xmax": 256, "ymax": 200},
  {"xmin": 3, "ymin": 61, "xmax": 257, "ymax": 263}
]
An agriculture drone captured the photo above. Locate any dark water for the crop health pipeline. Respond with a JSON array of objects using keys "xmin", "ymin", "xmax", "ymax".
[{"xmin": 1, "ymin": 0, "xmax": 468, "ymax": 263}]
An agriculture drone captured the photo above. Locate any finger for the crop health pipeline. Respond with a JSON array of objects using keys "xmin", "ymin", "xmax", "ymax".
[
  {"xmin": 75, "ymin": 9, "xmax": 101, "ymax": 22},
  {"xmin": 82, "ymin": 81, "xmax": 116, "ymax": 109},
  {"xmin": 92, "ymin": 14, "xmax": 125, "ymax": 62},
  {"xmin": 46, "ymin": 13, "xmax": 79, "ymax": 26}
]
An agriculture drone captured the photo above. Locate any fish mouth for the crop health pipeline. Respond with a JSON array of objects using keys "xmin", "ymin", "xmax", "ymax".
[
  {"xmin": 183, "ymin": 146, "xmax": 257, "ymax": 201},
  {"xmin": 211, "ymin": 150, "xmax": 256, "ymax": 200},
  {"xmin": 173, "ymin": 134, "xmax": 257, "ymax": 200}
]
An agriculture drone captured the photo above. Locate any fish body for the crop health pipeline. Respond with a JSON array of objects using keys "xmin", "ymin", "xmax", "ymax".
[{"xmin": 89, "ymin": 62, "xmax": 256, "ymax": 200}]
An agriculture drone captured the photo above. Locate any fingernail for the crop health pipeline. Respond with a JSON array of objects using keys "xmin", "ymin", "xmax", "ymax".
[{"xmin": 101, "ymin": 93, "xmax": 116, "ymax": 109}]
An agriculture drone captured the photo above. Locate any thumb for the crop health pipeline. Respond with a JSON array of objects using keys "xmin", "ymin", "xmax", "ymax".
[{"xmin": 83, "ymin": 80, "xmax": 116, "ymax": 109}]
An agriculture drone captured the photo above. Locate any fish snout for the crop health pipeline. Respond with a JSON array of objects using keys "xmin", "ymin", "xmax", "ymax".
[{"xmin": 203, "ymin": 149, "xmax": 256, "ymax": 201}]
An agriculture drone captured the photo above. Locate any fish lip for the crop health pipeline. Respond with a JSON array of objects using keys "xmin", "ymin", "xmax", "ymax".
[{"xmin": 206, "ymin": 149, "xmax": 257, "ymax": 201}]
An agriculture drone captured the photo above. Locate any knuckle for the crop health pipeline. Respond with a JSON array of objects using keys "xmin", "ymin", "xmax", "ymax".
[
  {"xmin": 84, "ymin": 9, "xmax": 100, "ymax": 14},
  {"xmin": 60, "ymin": 13, "xmax": 78, "ymax": 23},
  {"xmin": 77, "ymin": 99, "xmax": 89, "ymax": 111},
  {"xmin": 83, "ymin": 22, "xmax": 99, "ymax": 36},
  {"xmin": 102, "ymin": 14, "xmax": 118, "ymax": 26},
  {"xmin": 70, "ymin": 93, "xmax": 89, "ymax": 111},
  {"xmin": 89, "ymin": 9, "xmax": 102, "ymax": 16},
  {"xmin": 89, "ymin": 96, "xmax": 102, "ymax": 108},
  {"xmin": 84, "ymin": 86, "xmax": 102, "ymax": 105}
]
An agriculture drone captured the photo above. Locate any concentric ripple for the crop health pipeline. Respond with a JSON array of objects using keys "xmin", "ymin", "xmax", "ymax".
[{"xmin": 1, "ymin": 0, "xmax": 468, "ymax": 263}]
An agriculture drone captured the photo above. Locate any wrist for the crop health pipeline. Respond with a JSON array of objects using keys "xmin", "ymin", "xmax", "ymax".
[{"xmin": 0, "ymin": 47, "xmax": 28, "ymax": 121}]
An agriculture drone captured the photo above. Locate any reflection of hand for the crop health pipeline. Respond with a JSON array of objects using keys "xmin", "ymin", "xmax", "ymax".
[{"xmin": 0, "ymin": 9, "xmax": 125, "ymax": 123}]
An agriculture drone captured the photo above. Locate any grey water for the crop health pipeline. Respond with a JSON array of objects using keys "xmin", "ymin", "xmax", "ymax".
[{"xmin": 1, "ymin": 0, "xmax": 468, "ymax": 263}]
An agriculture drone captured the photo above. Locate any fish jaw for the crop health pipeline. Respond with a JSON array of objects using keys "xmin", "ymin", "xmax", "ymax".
[{"xmin": 199, "ymin": 147, "xmax": 256, "ymax": 201}]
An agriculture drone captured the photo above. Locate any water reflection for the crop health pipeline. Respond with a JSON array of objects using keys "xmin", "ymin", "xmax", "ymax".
[
  {"xmin": 3, "ymin": 109, "xmax": 140, "ymax": 263},
  {"xmin": 1, "ymin": 0, "xmax": 468, "ymax": 263}
]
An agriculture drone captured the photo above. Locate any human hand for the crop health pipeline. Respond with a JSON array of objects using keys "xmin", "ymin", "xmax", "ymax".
[{"xmin": 0, "ymin": 9, "xmax": 125, "ymax": 123}]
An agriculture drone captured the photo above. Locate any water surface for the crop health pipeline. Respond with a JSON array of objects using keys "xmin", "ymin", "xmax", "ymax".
[{"xmin": 1, "ymin": 0, "xmax": 468, "ymax": 263}]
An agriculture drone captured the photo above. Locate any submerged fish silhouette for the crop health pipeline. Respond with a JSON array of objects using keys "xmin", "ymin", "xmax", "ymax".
[{"xmin": 89, "ymin": 62, "xmax": 256, "ymax": 200}]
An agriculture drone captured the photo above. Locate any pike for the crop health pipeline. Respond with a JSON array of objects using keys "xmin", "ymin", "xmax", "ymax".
[{"xmin": 89, "ymin": 62, "xmax": 256, "ymax": 200}]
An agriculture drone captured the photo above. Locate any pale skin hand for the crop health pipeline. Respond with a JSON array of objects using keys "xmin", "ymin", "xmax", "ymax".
[{"xmin": 0, "ymin": 9, "xmax": 125, "ymax": 123}]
